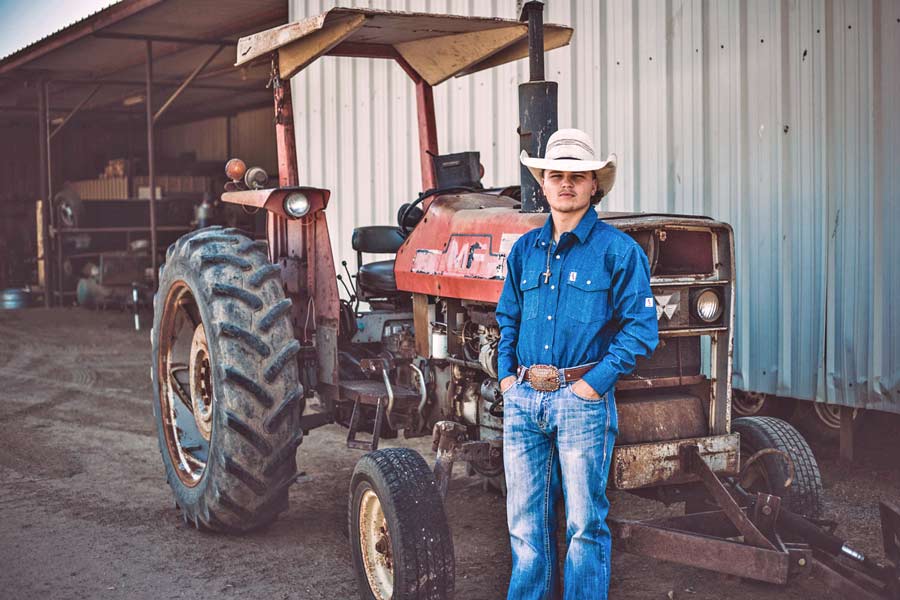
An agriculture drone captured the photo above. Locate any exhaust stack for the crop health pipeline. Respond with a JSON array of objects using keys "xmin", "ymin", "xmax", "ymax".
[{"xmin": 518, "ymin": 1, "xmax": 558, "ymax": 213}]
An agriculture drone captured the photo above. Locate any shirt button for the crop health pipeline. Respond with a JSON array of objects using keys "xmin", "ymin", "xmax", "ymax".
[
  {"xmin": 522, "ymin": 279, "xmax": 526, "ymax": 284},
  {"xmin": 555, "ymin": 254, "xmax": 561, "ymax": 259},
  {"xmin": 544, "ymin": 344, "xmax": 549, "ymax": 350},
  {"xmin": 587, "ymin": 280, "xmax": 591, "ymax": 285},
  {"xmin": 550, "ymin": 285, "xmax": 555, "ymax": 290},
  {"xmin": 547, "ymin": 315, "xmax": 552, "ymax": 320}
]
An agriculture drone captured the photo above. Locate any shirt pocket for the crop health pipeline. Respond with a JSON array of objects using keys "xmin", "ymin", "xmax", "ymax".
[
  {"xmin": 519, "ymin": 272, "xmax": 541, "ymax": 320},
  {"xmin": 564, "ymin": 271, "xmax": 611, "ymax": 323}
]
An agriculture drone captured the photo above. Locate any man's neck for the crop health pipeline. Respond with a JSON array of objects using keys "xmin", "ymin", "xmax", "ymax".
[{"xmin": 550, "ymin": 206, "xmax": 590, "ymax": 242}]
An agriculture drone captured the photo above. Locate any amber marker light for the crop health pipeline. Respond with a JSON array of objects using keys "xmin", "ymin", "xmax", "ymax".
[{"xmin": 225, "ymin": 158, "xmax": 247, "ymax": 182}]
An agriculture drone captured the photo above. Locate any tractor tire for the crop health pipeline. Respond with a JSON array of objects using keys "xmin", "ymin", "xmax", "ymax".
[
  {"xmin": 733, "ymin": 416, "xmax": 824, "ymax": 519},
  {"xmin": 349, "ymin": 448, "xmax": 455, "ymax": 600},
  {"xmin": 151, "ymin": 226, "xmax": 303, "ymax": 533}
]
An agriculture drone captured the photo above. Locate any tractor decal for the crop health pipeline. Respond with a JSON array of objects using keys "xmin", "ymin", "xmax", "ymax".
[{"xmin": 411, "ymin": 233, "xmax": 506, "ymax": 280}]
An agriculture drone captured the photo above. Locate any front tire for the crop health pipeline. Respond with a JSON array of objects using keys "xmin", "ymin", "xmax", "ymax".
[
  {"xmin": 151, "ymin": 227, "xmax": 303, "ymax": 532},
  {"xmin": 349, "ymin": 448, "xmax": 455, "ymax": 600},
  {"xmin": 733, "ymin": 416, "xmax": 824, "ymax": 518}
]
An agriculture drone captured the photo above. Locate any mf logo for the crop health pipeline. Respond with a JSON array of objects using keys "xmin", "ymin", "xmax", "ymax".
[{"xmin": 655, "ymin": 291, "xmax": 680, "ymax": 320}]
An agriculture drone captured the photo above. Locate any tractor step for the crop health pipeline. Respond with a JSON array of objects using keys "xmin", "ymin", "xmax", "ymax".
[
  {"xmin": 339, "ymin": 379, "xmax": 420, "ymax": 407},
  {"xmin": 341, "ymin": 379, "xmax": 421, "ymax": 452}
]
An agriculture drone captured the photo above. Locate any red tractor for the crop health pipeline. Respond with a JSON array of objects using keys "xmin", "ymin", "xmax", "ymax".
[{"xmin": 151, "ymin": 5, "xmax": 899, "ymax": 599}]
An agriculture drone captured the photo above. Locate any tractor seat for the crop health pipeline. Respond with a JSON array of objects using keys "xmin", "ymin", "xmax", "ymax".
[
  {"xmin": 352, "ymin": 226, "xmax": 405, "ymax": 296},
  {"xmin": 352, "ymin": 226, "xmax": 405, "ymax": 254},
  {"xmin": 358, "ymin": 260, "xmax": 397, "ymax": 294}
]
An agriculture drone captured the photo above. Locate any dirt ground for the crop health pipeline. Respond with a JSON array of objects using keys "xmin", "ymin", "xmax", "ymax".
[{"xmin": 0, "ymin": 308, "xmax": 897, "ymax": 600}]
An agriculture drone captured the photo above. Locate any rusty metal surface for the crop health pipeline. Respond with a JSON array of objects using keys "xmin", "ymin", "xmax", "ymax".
[
  {"xmin": 414, "ymin": 79, "xmax": 439, "ymax": 192},
  {"xmin": 221, "ymin": 185, "xmax": 333, "ymax": 221},
  {"xmin": 339, "ymin": 380, "xmax": 419, "ymax": 407},
  {"xmin": 684, "ymin": 444, "xmax": 775, "ymax": 550},
  {"xmin": 610, "ymin": 433, "xmax": 739, "ymax": 490},
  {"xmin": 234, "ymin": 7, "xmax": 572, "ymax": 85},
  {"xmin": 610, "ymin": 519, "xmax": 791, "ymax": 584},
  {"xmin": 394, "ymin": 194, "xmax": 733, "ymax": 304},
  {"xmin": 808, "ymin": 553, "xmax": 888, "ymax": 600},
  {"xmin": 616, "ymin": 392, "xmax": 707, "ymax": 445},
  {"xmin": 431, "ymin": 421, "xmax": 467, "ymax": 498}
]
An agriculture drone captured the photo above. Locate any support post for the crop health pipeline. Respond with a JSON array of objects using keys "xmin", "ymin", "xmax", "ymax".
[
  {"xmin": 269, "ymin": 68, "xmax": 296, "ymax": 261},
  {"xmin": 840, "ymin": 405, "xmax": 855, "ymax": 463},
  {"xmin": 145, "ymin": 41, "xmax": 158, "ymax": 287},
  {"xmin": 414, "ymin": 79, "xmax": 438, "ymax": 192},
  {"xmin": 36, "ymin": 80, "xmax": 51, "ymax": 307}
]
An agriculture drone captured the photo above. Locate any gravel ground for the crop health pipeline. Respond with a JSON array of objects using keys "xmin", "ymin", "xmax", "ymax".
[{"xmin": 0, "ymin": 308, "xmax": 897, "ymax": 600}]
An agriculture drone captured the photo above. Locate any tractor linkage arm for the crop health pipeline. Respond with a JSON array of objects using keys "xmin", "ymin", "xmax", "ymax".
[{"xmin": 429, "ymin": 429, "xmax": 900, "ymax": 599}]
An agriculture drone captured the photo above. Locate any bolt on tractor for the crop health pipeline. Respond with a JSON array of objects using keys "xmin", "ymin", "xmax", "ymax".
[{"xmin": 150, "ymin": 5, "xmax": 900, "ymax": 599}]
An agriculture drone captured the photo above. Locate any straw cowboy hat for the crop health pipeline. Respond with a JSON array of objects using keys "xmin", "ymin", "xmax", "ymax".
[{"xmin": 520, "ymin": 128, "xmax": 617, "ymax": 200}]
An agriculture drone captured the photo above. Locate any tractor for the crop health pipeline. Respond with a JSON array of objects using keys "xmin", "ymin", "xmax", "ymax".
[{"xmin": 150, "ymin": 4, "xmax": 900, "ymax": 599}]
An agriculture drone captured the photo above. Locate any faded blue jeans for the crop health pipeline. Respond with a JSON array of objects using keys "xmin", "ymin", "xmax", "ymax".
[{"xmin": 503, "ymin": 381, "xmax": 618, "ymax": 600}]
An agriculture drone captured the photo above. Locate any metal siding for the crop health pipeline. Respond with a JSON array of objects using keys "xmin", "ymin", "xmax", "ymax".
[{"xmin": 286, "ymin": 0, "xmax": 898, "ymax": 413}]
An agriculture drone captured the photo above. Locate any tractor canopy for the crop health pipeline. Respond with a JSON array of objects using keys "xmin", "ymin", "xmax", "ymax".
[{"xmin": 235, "ymin": 7, "xmax": 573, "ymax": 85}]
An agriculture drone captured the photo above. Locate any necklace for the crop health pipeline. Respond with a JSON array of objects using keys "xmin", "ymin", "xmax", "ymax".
[{"xmin": 542, "ymin": 240, "xmax": 553, "ymax": 284}]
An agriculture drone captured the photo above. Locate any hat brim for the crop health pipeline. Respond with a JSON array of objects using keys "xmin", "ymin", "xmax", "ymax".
[{"xmin": 520, "ymin": 150, "xmax": 617, "ymax": 198}]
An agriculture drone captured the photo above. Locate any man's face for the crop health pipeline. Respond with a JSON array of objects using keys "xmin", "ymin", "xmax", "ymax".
[{"xmin": 540, "ymin": 170, "xmax": 598, "ymax": 214}]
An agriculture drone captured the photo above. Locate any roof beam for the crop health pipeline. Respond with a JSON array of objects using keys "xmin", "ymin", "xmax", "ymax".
[
  {"xmin": 0, "ymin": 0, "xmax": 166, "ymax": 75},
  {"xmin": 50, "ymin": 83, "xmax": 102, "ymax": 139},
  {"xmin": 154, "ymin": 44, "xmax": 224, "ymax": 123},
  {"xmin": 92, "ymin": 31, "xmax": 237, "ymax": 46}
]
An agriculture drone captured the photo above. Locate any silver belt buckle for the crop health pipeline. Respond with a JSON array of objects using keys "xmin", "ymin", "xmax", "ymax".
[{"xmin": 528, "ymin": 364, "xmax": 561, "ymax": 392}]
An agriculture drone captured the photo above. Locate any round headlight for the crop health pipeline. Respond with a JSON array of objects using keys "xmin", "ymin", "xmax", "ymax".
[
  {"xmin": 695, "ymin": 289, "xmax": 723, "ymax": 322},
  {"xmin": 283, "ymin": 192, "xmax": 310, "ymax": 218}
]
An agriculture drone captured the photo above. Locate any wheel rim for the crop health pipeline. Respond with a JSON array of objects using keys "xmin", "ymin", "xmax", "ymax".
[
  {"xmin": 158, "ymin": 281, "xmax": 211, "ymax": 487},
  {"xmin": 814, "ymin": 403, "xmax": 856, "ymax": 429},
  {"xmin": 733, "ymin": 391, "xmax": 768, "ymax": 416},
  {"xmin": 358, "ymin": 488, "xmax": 394, "ymax": 599}
]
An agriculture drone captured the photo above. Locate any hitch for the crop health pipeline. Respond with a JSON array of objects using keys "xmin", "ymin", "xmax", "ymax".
[{"xmin": 611, "ymin": 446, "xmax": 900, "ymax": 599}]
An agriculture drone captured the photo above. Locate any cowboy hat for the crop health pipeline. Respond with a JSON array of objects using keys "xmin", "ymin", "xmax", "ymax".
[{"xmin": 520, "ymin": 128, "xmax": 617, "ymax": 198}]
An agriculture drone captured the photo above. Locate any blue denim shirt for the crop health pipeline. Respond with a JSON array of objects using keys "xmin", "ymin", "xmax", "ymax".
[{"xmin": 496, "ymin": 208, "xmax": 659, "ymax": 396}]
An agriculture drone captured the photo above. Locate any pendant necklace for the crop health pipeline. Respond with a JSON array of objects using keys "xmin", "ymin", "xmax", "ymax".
[{"xmin": 542, "ymin": 239, "xmax": 553, "ymax": 284}]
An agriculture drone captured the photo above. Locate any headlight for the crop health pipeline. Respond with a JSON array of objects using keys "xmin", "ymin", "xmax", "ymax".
[
  {"xmin": 695, "ymin": 289, "xmax": 723, "ymax": 322},
  {"xmin": 283, "ymin": 192, "xmax": 310, "ymax": 217}
]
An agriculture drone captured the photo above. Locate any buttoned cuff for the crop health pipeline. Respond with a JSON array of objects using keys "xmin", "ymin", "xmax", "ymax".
[{"xmin": 581, "ymin": 361, "xmax": 619, "ymax": 397}]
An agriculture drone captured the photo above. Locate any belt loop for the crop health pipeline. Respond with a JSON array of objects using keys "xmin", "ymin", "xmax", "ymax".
[{"xmin": 516, "ymin": 365, "xmax": 526, "ymax": 384}]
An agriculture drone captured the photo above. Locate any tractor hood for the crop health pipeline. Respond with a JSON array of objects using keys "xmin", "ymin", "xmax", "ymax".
[
  {"xmin": 393, "ymin": 193, "xmax": 724, "ymax": 304},
  {"xmin": 235, "ymin": 7, "xmax": 572, "ymax": 84}
]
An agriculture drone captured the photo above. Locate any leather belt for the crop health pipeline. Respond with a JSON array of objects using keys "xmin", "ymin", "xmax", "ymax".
[{"xmin": 516, "ymin": 362, "xmax": 598, "ymax": 393}]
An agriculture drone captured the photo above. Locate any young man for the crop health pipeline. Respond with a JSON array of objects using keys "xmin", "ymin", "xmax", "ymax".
[{"xmin": 496, "ymin": 128, "xmax": 659, "ymax": 599}]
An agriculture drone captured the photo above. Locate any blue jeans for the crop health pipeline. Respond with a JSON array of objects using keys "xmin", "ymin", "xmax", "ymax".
[{"xmin": 503, "ymin": 381, "xmax": 618, "ymax": 600}]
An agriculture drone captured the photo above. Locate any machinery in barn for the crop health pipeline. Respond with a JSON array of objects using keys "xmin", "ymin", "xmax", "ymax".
[{"xmin": 149, "ymin": 4, "xmax": 900, "ymax": 599}]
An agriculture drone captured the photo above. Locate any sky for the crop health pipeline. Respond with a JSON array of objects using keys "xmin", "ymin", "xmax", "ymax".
[{"xmin": 0, "ymin": 0, "xmax": 120, "ymax": 60}]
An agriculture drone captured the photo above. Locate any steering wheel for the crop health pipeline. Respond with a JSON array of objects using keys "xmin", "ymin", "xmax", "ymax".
[{"xmin": 398, "ymin": 186, "xmax": 478, "ymax": 236}]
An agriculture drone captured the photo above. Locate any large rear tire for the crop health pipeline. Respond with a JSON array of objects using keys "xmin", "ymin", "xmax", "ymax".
[
  {"xmin": 733, "ymin": 416, "xmax": 824, "ymax": 519},
  {"xmin": 151, "ymin": 226, "xmax": 303, "ymax": 532},
  {"xmin": 349, "ymin": 448, "xmax": 455, "ymax": 600}
]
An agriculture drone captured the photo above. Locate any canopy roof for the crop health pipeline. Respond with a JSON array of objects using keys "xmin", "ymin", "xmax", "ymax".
[
  {"xmin": 236, "ymin": 7, "xmax": 573, "ymax": 86},
  {"xmin": 0, "ymin": 0, "xmax": 286, "ymax": 126}
]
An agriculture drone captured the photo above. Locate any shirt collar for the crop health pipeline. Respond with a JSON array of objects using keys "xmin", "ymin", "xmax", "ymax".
[{"xmin": 534, "ymin": 207, "xmax": 598, "ymax": 247}]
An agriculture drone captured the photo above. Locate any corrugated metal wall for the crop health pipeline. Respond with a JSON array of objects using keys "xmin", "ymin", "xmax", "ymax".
[
  {"xmin": 157, "ymin": 106, "xmax": 278, "ymax": 175},
  {"xmin": 286, "ymin": 0, "xmax": 898, "ymax": 413}
]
